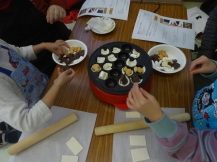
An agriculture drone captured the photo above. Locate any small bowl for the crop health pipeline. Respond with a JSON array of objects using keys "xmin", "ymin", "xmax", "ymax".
[
  {"xmin": 148, "ymin": 44, "xmax": 186, "ymax": 74},
  {"xmin": 90, "ymin": 17, "xmax": 115, "ymax": 34},
  {"xmin": 52, "ymin": 39, "xmax": 88, "ymax": 66}
]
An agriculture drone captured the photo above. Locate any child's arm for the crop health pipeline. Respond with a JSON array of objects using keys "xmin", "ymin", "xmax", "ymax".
[
  {"xmin": 41, "ymin": 67, "xmax": 75, "ymax": 108},
  {"xmin": 32, "ymin": 40, "xmax": 69, "ymax": 56},
  {"xmin": 6, "ymin": 39, "xmax": 69, "ymax": 61},
  {"xmin": 0, "ymin": 67, "xmax": 75, "ymax": 133},
  {"xmin": 147, "ymin": 113, "xmax": 217, "ymax": 161},
  {"xmin": 127, "ymin": 84, "xmax": 217, "ymax": 161}
]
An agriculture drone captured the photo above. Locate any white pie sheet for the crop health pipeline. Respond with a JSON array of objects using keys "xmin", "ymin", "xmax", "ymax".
[
  {"xmin": 61, "ymin": 155, "xmax": 78, "ymax": 162},
  {"xmin": 129, "ymin": 135, "xmax": 146, "ymax": 146},
  {"xmin": 66, "ymin": 136, "xmax": 83, "ymax": 155},
  {"xmin": 126, "ymin": 111, "xmax": 141, "ymax": 118},
  {"xmin": 131, "ymin": 148, "xmax": 150, "ymax": 162}
]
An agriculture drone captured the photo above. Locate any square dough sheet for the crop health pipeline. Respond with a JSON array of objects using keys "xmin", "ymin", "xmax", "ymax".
[
  {"xmin": 126, "ymin": 111, "xmax": 141, "ymax": 118},
  {"xmin": 61, "ymin": 155, "xmax": 78, "ymax": 162},
  {"xmin": 129, "ymin": 135, "xmax": 146, "ymax": 146},
  {"xmin": 131, "ymin": 147, "xmax": 150, "ymax": 162},
  {"xmin": 66, "ymin": 136, "xmax": 83, "ymax": 155}
]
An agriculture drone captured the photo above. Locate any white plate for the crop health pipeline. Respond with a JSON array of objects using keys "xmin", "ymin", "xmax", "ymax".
[
  {"xmin": 91, "ymin": 17, "xmax": 115, "ymax": 34},
  {"xmin": 52, "ymin": 39, "xmax": 88, "ymax": 66},
  {"xmin": 148, "ymin": 44, "xmax": 186, "ymax": 74}
]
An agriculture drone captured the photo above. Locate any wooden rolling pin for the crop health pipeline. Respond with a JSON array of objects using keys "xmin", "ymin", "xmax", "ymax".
[
  {"xmin": 8, "ymin": 113, "xmax": 78, "ymax": 155},
  {"xmin": 95, "ymin": 113, "xmax": 190, "ymax": 136}
]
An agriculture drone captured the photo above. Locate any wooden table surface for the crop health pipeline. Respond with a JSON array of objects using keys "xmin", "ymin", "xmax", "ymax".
[{"xmin": 45, "ymin": 3, "xmax": 194, "ymax": 162}]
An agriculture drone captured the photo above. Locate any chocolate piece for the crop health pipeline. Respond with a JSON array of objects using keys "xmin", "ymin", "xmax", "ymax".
[
  {"xmin": 150, "ymin": 54, "xmax": 159, "ymax": 62},
  {"xmin": 75, "ymin": 52, "xmax": 81, "ymax": 59},
  {"xmin": 58, "ymin": 48, "xmax": 85, "ymax": 66},
  {"xmin": 120, "ymin": 75, "xmax": 128, "ymax": 85},
  {"xmin": 78, "ymin": 50, "xmax": 85, "ymax": 56},
  {"xmin": 168, "ymin": 59, "xmax": 180, "ymax": 69},
  {"xmin": 131, "ymin": 74, "xmax": 140, "ymax": 83},
  {"xmin": 69, "ymin": 53, "xmax": 76, "ymax": 61},
  {"xmin": 59, "ymin": 55, "xmax": 65, "ymax": 63}
]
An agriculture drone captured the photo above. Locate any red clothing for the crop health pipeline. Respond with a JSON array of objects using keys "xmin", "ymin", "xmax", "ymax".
[
  {"xmin": 0, "ymin": 0, "xmax": 66, "ymax": 14},
  {"xmin": 0, "ymin": 0, "xmax": 12, "ymax": 11}
]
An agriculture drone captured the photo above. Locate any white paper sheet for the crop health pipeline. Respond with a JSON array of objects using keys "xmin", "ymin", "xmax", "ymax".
[
  {"xmin": 9, "ymin": 106, "xmax": 97, "ymax": 162},
  {"xmin": 187, "ymin": 7, "xmax": 209, "ymax": 35},
  {"xmin": 78, "ymin": 0, "xmax": 130, "ymax": 20},
  {"xmin": 132, "ymin": 9, "xmax": 195, "ymax": 50},
  {"xmin": 112, "ymin": 107, "xmax": 186, "ymax": 162}
]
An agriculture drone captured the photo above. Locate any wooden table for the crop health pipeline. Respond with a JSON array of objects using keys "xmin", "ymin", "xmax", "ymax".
[{"xmin": 45, "ymin": 3, "xmax": 194, "ymax": 162}]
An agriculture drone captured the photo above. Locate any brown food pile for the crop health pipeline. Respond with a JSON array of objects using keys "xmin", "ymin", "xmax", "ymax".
[{"xmin": 59, "ymin": 49, "xmax": 85, "ymax": 70}]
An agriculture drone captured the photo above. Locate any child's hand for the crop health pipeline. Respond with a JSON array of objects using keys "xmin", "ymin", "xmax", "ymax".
[
  {"xmin": 190, "ymin": 55, "xmax": 217, "ymax": 74},
  {"xmin": 46, "ymin": 5, "xmax": 66, "ymax": 24},
  {"xmin": 54, "ymin": 67, "xmax": 75, "ymax": 88},
  {"xmin": 46, "ymin": 40, "xmax": 69, "ymax": 56},
  {"xmin": 127, "ymin": 83, "xmax": 163, "ymax": 122}
]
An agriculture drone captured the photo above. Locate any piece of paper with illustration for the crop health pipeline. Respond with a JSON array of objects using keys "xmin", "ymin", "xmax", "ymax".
[{"xmin": 192, "ymin": 79, "xmax": 217, "ymax": 130}]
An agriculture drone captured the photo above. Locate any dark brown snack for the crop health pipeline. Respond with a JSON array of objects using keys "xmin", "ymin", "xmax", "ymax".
[
  {"xmin": 58, "ymin": 49, "xmax": 85, "ymax": 66},
  {"xmin": 168, "ymin": 59, "xmax": 180, "ymax": 69},
  {"xmin": 120, "ymin": 75, "xmax": 128, "ymax": 85},
  {"xmin": 78, "ymin": 50, "xmax": 85, "ymax": 57},
  {"xmin": 150, "ymin": 54, "xmax": 159, "ymax": 62},
  {"xmin": 131, "ymin": 73, "xmax": 140, "ymax": 83},
  {"xmin": 59, "ymin": 55, "xmax": 65, "ymax": 63}
]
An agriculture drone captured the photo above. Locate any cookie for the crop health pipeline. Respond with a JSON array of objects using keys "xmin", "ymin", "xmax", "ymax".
[
  {"xmin": 69, "ymin": 46, "xmax": 82, "ymax": 53},
  {"xmin": 123, "ymin": 66, "xmax": 133, "ymax": 76},
  {"xmin": 91, "ymin": 64, "xmax": 101, "ymax": 72}
]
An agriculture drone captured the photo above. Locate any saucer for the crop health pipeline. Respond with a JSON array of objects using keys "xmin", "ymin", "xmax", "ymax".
[{"xmin": 87, "ymin": 17, "xmax": 116, "ymax": 34}]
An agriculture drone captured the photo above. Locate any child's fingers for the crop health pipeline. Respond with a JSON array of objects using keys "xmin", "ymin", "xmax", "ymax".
[
  {"xmin": 64, "ymin": 68, "xmax": 75, "ymax": 77},
  {"xmin": 57, "ymin": 40, "xmax": 70, "ymax": 48},
  {"xmin": 54, "ymin": 49, "xmax": 63, "ymax": 56},
  {"xmin": 127, "ymin": 91, "xmax": 134, "ymax": 104},
  {"xmin": 57, "ymin": 67, "xmax": 62, "ymax": 75},
  {"xmin": 131, "ymin": 84, "xmax": 146, "ymax": 103},
  {"xmin": 140, "ymin": 88, "xmax": 153, "ymax": 99},
  {"xmin": 126, "ymin": 98, "xmax": 134, "ymax": 110}
]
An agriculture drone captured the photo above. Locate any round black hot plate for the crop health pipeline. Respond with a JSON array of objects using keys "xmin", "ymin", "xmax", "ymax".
[{"xmin": 88, "ymin": 42, "xmax": 153, "ymax": 95}]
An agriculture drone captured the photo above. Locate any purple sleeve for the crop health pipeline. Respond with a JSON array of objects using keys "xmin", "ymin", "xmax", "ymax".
[{"xmin": 147, "ymin": 114, "xmax": 217, "ymax": 161}]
